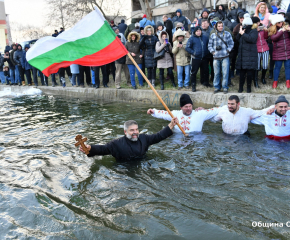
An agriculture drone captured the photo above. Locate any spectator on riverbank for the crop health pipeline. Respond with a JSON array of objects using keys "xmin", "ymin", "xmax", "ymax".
[
  {"xmin": 3, "ymin": 49, "xmax": 15, "ymax": 85},
  {"xmin": 21, "ymin": 44, "xmax": 33, "ymax": 86},
  {"xmin": 172, "ymin": 9, "xmax": 189, "ymax": 31}
]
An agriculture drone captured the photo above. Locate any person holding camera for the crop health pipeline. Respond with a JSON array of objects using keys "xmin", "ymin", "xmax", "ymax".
[
  {"xmin": 3, "ymin": 49, "xmax": 15, "ymax": 85},
  {"xmin": 185, "ymin": 26, "xmax": 210, "ymax": 92},
  {"xmin": 236, "ymin": 14, "xmax": 258, "ymax": 93},
  {"xmin": 208, "ymin": 21, "xmax": 234, "ymax": 94},
  {"xmin": 155, "ymin": 31, "xmax": 175, "ymax": 90}
]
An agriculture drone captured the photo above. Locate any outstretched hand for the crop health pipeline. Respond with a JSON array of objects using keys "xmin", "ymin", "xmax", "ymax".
[
  {"xmin": 168, "ymin": 117, "xmax": 179, "ymax": 130},
  {"xmin": 195, "ymin": 107, "xmax": 205, "ymax": 112},
  {"xmin": 147, "ymin": 109, "xmax": 155, "ymax": 114},
  {"xmin": 266, "ymin": 107, "xmax": 275, "ymax": 115},
  {"xmin": 80, "ymin": 144, "xmax": 91, "ymax": 154}
]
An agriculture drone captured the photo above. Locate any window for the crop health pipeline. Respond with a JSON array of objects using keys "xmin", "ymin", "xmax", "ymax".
[{"xmin": 155, "ymin": 0, "xmax": 168, "ymax": 8}]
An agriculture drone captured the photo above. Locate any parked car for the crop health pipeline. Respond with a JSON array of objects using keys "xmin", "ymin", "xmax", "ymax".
[{"xmin": 20, "ymin": 39, "xmax": 38, "ymax": 49}]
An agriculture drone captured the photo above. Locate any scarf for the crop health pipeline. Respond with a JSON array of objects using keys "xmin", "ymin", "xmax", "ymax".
[{"xmin": 259, "ymin": 13, "xmax": 265, "ymax": 21}]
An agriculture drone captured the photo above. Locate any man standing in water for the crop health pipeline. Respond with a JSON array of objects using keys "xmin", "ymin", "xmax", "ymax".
[
  {"xmin": 147, "ymin": 94, "xmax": 221, "ymax": 133},
  {"xmin": 210, "ymin": 95, "xmax": 275, "ymax": 135},
  {"xmin": 80, "ymin": 117, "xmax": 178, "ymax": 162},
  {"xmin": 251, "ymin": 95, "xmax": 290, "ymax": 140}
]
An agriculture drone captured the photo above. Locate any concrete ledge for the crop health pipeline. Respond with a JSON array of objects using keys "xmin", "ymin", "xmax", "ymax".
[{"xmin": 1, "ymin": 85, "xmax": 289, "ymax": 109}]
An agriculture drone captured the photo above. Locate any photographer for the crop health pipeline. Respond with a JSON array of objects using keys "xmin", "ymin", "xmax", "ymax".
[
  {"xmin": 3, "ymin": 49, "xmax": 15, "ymax": 85},
  {"xmin": 208, "ymin": 20, "xmax": 234, "ymax": 94},
  {"xmin": 185, "ymin": 26, "xmax": 210, "ymax": 92},
  {"xmin": 236, "ymin": 14, "xmax": 258, "ymax": 93}
]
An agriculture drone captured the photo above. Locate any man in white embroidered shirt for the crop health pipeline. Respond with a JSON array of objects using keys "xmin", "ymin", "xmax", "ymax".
[
  {"xmin": 211, "ymin": 95, "xmax": 274, "ymax": 135},
  {"xmin": 251, "ymin": 95, "xmax": 290, "ymax": 140},
  {"xmin": 147, "ymin": 94, "xmax": 221, "ymax": 133}
]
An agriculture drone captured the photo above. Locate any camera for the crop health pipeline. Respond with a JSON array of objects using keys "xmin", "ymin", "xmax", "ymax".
[
  {"xmin": 179, "ymin": 41, "xmax": 182, "ymax": 45},
  {"xmin": 216, "ymin": 46, "xmax": 222, "ymax": 51},
  {"xmin": 242, "ymin": 26, "xmax": 246, "ymax": 30}
]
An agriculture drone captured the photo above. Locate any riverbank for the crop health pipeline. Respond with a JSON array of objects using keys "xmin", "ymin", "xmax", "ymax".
[{"xmin": 1, "ymin": 84, "xmax": 289, "ymax": 109}]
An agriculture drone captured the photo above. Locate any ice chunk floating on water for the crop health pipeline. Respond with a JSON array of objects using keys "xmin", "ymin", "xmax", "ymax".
[{"xmin": 0, "ymin": 87, "xmax": 42, "ymax": 98}]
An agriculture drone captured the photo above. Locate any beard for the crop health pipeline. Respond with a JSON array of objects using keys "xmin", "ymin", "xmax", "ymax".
[
  {"xmin": 229, "ymin": 107, "xmax": 237, "ymax": 113},
  {"xmin": 126, "ymin": 133, "xmax": 139, "ymax": 141}
]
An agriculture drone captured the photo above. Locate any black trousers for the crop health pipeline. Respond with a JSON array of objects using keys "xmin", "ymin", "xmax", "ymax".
[
  {"xmin": 24, "ymin": 69, "xmax": 32, "ymax": 84},
  {"xmin": 59, "ymin": 67, "xmax": 72, "ymax": 79},
  {"xmin": 239, "ymin": 69, "xmax": 254, "ymax": 92},
  {"xmin": 32, "ymin": 67, "xmax": 39, "ymax": 86},
  {"xmin": 209, "ymin": 55, "xmax": 214, "ymax": 82},
  {"xmin": 268, "ymin": 42, "xmax": 275, "ymax": 71},
  {"xmin": 79, "ymin": 65, "xmax": 91, "ymax": 86},
  {"xmin": 18, "ymin": 65, "xmax": 25, "ymax": 82},
  {"xmin": 147, "ymin": 67, "xmax": 156, "ymax": 80},
  {"xmin": 93, "ymin": 66, "xmax": 108, "ymax": 86},
  {"xmin": 191, "ymin": 58, "xmax": 209, "ymax": 86},
  {"xmin": 106, "ymin": 62, "xmax": 116, "ymax": 81},
  {"xmin": 39, "ymin": 71, "xmax": 48, "ymax": 85}
]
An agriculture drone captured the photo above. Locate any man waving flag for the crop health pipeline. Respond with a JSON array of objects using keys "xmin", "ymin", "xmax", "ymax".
[{"xmin": 27, "ymin": 7, "xmax": 128, "ymax": 77}]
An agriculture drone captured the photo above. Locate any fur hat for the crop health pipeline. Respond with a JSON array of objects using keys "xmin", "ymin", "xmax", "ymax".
[
  {"xmin": 275, "ymin": 95, "xmax": 289, "ymax": 105},
  {"xmin": 243, "ymin": 13, "xmax": 253, "ymax": 25},
  {"xmin": 180, "ymin": 94, "xmax": 193, "ymax": 107},
  {"xmin": 251, "ymin": 16, "xmax": 260, "ymax": 24},
  {"xmin": 269, "ymin": 14, "xmax": 285, "ymax": 25}
]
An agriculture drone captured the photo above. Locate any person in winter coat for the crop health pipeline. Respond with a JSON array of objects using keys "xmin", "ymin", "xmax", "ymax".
[
  {"xmin": 125, "ymin": 18, "xmax": 138, "ymax": 38},
  {"xmin": 198, "ymin": 8, "xmax": 210, "ymax": 26},
  {"xmin": 118, "ymin": 19, "xmax": 127, "ymax": 35},
  {"xmin": 132, "ymin": 23, "xmax": 140, "ymax": 33},
  {"xmin": 91, "ymin": 65, "xmax": 108, "ymax": 88},
  {"xmin": 115, "ymin": 35, "xmax": 130, "ymax": 89},
  {"xmin": 14, "ymin": 44, "xmax": 25, "ymax": 86},
  {"xmin": 163, "ymin": 15, "xmax": 173, "ymax": 44},
  {"xmin": 208, "ymin": 21, "xmax": 234, "ymax": 94},
  {"xmin": 254, "ymin": 2, "xmax": 271, "ymax": 27},
  {"xmin": 139, "ymin": 25, "xmax": 158, "ymax": 86},
  {"xmin": 0, "ymin": 54, "xmax": 4, "ymax": 84},
  {"xmin": 256, "ymin": 0, "xmax": 273, "ymax": 13},
  {"xmin": 268, "ymin": 14, "xmax": 290, "ymax": 89},
  {"xmin": 252, "ymin": 16, "xmax": 269, "ymax": 87},
  {"xmin": 10, "ymin": 44, "xmax": 20, "ymax": 85},
  {"xmin": 172, "ymin": 9, "xmax": 189, "ymax": 31},
  {"xmin": 125, "ymin": 32, "xmax": 143, "ymax": 89},
  {"xmin": 236, "ymin": 16, "xmax": 258, "ymax": 93},
  {"xmin": 271, "ymin": 2, "xmax": 278, "ymax": 13},
  {"xmin": 3, "ymin": 49, "xmax": 15, "ymax": 85},
  {"xmin": 173, "ymin": 22, "xmax": 190, "ymax": 42},
  {"xmin": 215, "ymin": 5, "xmax": 227, "ymax": 21},
  {"xmin": 155, "ymin": 31, "xmax": 175, "ymax": 90},
  {"xmin": 4, "ymin": 44, "xmax": 11, "ymax": 52},
  {"xmin": 155, "ymin": 21, "xmax": 167, "ymax": 38},
  {"xmin": 21, "ymin": 44, "xmax": 33, "ymax": 86},
  {"xmin": 186, "ymin": 26, "xmax": 210, "ymax": 92},
  {"xmin": 70, "ymin": 64, "xmax": 80, "ymax": 87},
  {"xmin": 139, "ymin": 14, "xmax": 155, "ymax": 28},
  {"xmin": 227, "ymin": 0, "xmax": 239, "ymax": 23},
  {"xmin": 172, "ymin": 29, "xmax": 190, "ymax": 90}
]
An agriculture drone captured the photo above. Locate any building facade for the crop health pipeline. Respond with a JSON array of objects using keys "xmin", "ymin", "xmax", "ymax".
[{"xmin": 0, "ymin": 0, "xmax": 8, "ymax": 52}]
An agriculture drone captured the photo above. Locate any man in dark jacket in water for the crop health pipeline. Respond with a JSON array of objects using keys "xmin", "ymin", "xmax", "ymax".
[{"xmin": 80, "ymin": 117, "xmax": 178, "ymax": 162}]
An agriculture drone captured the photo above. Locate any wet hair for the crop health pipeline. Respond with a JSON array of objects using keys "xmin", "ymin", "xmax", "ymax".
[
  {"xmin": 124, "ymin": 120, "xmax": 138, "ymax": 131},
  {"xmin": 229, "ymin": 95, "xmax": 240, "ymax": 103}
]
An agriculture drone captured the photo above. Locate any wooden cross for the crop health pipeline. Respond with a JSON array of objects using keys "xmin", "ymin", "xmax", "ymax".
[{"xmin": 75, "ymin": 135, "xmax": 90, "ymax": 155}]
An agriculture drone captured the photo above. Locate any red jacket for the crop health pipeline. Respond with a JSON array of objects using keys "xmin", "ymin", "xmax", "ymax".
[
  {"xmin": 256, "ymin": 30, "xmax": 269, "ymax": 53},
  {"xmin": 271, "ymin": 29, "xmax": 290, "ymax": 61}
]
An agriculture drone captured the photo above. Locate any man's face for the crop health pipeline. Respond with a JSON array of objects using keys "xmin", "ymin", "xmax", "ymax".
[
  {"xmin": 219, "ymin": 6, "xmax": 223, "ymax": 10},
  {"xmin": 201, "ymin": 21, "xmax": 209, "ymax": 30},
  {"xmin": 162, "ymin": 16, "xmax": 168, "ymax": 22},
  {"xmin": 176, "ymin": 12, "xmax": 180, "ymax": 17},
  {"xmin": 217, "ymin": 23, "xmax": 223, "ymax": 31},
  {"xmin": 228, "ymin": 100, "xmax": 240, "ymax": 113},
  {"xmin": 181, "ymin": 104, "xmax": 193, "ymax": 116},
  {"xmin": 13, "ymin": 45, "xmax": 17, "ymax": 50},
  {"xmin": 25, "ymin": 48, "xmax": 29, "ymax": 52},
  {"xmin": 18, "ymin": 46, "xmax": 22, "ymax": 50},
  {"xmin": 202, "ymin": 12, "xmax": 209, "ymax": 19},
  {"xmin": 276, "ymin": 102, "xmax": 288, "ymax": 116},
  {"xmin": 140, "ymin": 29, "xmax": 145, "ymax": 35},
  {"xmin": 195, "ymin": 29, "xmax": 202, "ymax": 36},
  {"xmin": 115, "ymin": 29, "xmax": 119, "ymax": 34},
  {"xmin": 125, "ymin": 124, "xmax": 139, "ymax": 141}
]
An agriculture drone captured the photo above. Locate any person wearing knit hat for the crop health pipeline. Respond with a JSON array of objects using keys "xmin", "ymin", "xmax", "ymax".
[
  {"xmin": 251, "ymin": 96, "xmax": 290, "ymax": 140},
  {"xmin": 236, "ymin": 12, "xmax": 258, "ymax": 93},
  {"xmin": 252, "ymin": 16, "xmax": 269, "ymax": 87},
  {"xmin": 139, "ymin": 15, "xmax": 155, "ymax": 29},
  {"xmin": 268, "ymin": 14, "xmax": 290, "ymax": 89},
  {"xmin": 147, "ymin": 94, "xmax": 222, "ymax": 133},
  {"xmin": 277, "ymin": 9, "xmax": 286, "ymax": 17},
  {"xmin": 110, "ymin": 20, "xmax": 116, "ymax": 28},
  {"xmin": 142, "ymin": 14, "xmax": 147, "ymax": 19}
]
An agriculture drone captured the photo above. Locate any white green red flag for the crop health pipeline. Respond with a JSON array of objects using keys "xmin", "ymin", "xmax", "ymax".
[{"xmin": 27, "ymin": 7, "xmax": 128, "ymax": 76}]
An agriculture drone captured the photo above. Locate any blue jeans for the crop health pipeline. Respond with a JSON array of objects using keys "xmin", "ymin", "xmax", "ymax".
[
  {"xmin": 177, "ymin": 65, "xmax": 190, "ymax": 87},
  {"xmin": 274, "ymin": 59, "xmax": 290, "ymax": 81},
  {"xmin": 15, "ymin": 65, "xmax": 21, "ymax": 84},
  {"xmin": 5, "ymin": 76, "xmax": 11, "ymax": 84},
  {"xmin": 71, "ymin": 74, "xmax": 80, "ymax": 86},
  {"xmin": 0, "ymin": 72, "xmax": 5, "ymax": 84},
  {"xmin": 213, "ymin": 57, "xmax": 229, "ymax": 90},
  {"xmin": 127, "ymin": 64, "xmax": 143, "ymax": 87},
  {"xmin": 91, "ymin": 69, "xmax": 95, "ymax": 84},
  {"xmin": 9, "ymin": 69, "xmax": 15, "ymax": 84}
]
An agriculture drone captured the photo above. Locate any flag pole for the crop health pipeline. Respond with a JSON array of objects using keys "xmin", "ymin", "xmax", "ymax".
[{"xmin": 126, "ymin": 53, "xmax": 187, "ymax": 136}]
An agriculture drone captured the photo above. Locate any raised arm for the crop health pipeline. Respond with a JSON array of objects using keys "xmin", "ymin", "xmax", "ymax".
[
  {"xmin": 81, "ymin": 142, "xmax": 112, "ymax": 157},
  {"xmin": 148, "ymin": 108, "xmax": 175, "ymax": 121}
]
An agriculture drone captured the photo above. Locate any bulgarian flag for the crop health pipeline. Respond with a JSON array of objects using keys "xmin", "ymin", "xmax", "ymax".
[{"xmin": 27, "ymin": 7, "xmax": 128, "ymax": 76}]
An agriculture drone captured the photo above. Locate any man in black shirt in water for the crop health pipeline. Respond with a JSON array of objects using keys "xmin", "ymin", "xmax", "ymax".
[{"xmin": 80, "ymin": 117, "xmax": 178, "ymax": 162}]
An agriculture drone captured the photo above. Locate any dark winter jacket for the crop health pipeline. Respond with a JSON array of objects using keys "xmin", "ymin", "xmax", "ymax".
[
  {"xmin": 4, "ymin": 45, "xmax": 11, "ymax": 52},
  {"xmin": 21, "ymin": 45, "xmax": 33, "ymax": 70},
  {"xmin": 118, "ymin": 19, "xmax": 127, "ymax": 35},
  {"xmin": 3, "ymin": 50, "xmax": 14, "ymax": 70},
  {"xmin": 10, "ymin": 44, "xmax": 17, "ymax": 66},
  {"xmin": 126, "ymin": 32, "xmax": 142, "ymax": 64},
  {"xmin": 215, "ymin": 5, "xmax": 227, "ymax": 21},
  {"xmin": 201, "ymin": 26, "xmax": 213, "ymax": 38},
  {"xmin": 4, "ymin": 69, "xmax": 10, "ymax": 77},
  {"xmin": 198, "ymin": 8, "xmax": 210, "ymax": 26},
  {"xmin": 172, "ymin": 9, "xmax": 188, "ymax": 31},
  {"xmin": 0, "ymin": 55, "xmax": 4, "ymax": 72},
  {"xmin": 125, "ymin": 18, "xmax": 138, "ymax": 38},
  {"xmin": 227, "ymin": 1, "xmax": 239, "ymax": 22},
  {"xmin": 139, "ymin": 25, "xmax": 158, "ymax": 68},
  {"xmin": 271, "ymin": 28, "xmax": 290, "ymax": 61},
  {"xmin": 185, "ymin": 27, "xmax": 209, "ymax": 60},
  {"xmin": 236, "ymin": 26, "xmax": 258, "ymax": 70},
  {"xmin": 87, "ymin": 126, "xmax": 173, "ymax": 162},
  {"xmin": 164, "ymin": 19, "xmax": 173, "ymax": 43},
  {"xmin": 14, "ymin": 45, "xmax": 24, "ymax": 66}
]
